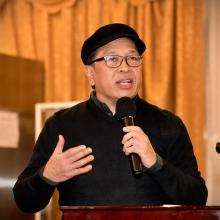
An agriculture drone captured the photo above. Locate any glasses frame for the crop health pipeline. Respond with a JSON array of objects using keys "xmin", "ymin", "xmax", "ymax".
[{"xmin": 88, "ymin": 55, "xmax": 143, "ymax": 68}]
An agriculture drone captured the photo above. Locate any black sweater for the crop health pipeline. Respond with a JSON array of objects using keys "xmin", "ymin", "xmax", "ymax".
[{"xmin": 13, "ymin": 96, "xmax": 207, "ymax": 213}]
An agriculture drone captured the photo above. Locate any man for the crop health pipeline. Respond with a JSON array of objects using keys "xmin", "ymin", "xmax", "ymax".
[{"xmin": 13, "ymin": 23, "xmax": 208, "ymax": 213}]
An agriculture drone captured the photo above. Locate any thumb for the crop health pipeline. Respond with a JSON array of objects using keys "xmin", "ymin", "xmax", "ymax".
[{"xmin": 53, "ymin": 134, "xmax": 65, "ymax": 154}]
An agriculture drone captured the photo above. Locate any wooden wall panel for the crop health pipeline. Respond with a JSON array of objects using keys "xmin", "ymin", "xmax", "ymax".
[{"xmin": 0, "ymin": 53, "xmax": 44, "ymax": 220}]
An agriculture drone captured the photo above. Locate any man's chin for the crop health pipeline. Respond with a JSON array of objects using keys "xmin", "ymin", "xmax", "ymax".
[{"xmin": 116, "ymin": 92, "xmax": 137, "ymax": 99}]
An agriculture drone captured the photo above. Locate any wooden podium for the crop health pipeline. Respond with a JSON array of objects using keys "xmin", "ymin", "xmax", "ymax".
[{"xmin": 60, "ymin": 206, "xmax": 220, "ymax": 220}]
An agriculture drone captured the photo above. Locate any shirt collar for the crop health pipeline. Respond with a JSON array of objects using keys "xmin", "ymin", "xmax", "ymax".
[
  {"xmin": 90, "ymin": 91, "xmax": 139, "ymax": 117},
  {"xmin": 90, "ymin": 91, "xmax": 114, "ymax": 117}
]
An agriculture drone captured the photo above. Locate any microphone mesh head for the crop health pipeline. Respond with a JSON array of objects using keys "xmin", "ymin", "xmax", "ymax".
[{"xmin": 115, "ymin": 97, "xmax": 136, "ymax": 119}]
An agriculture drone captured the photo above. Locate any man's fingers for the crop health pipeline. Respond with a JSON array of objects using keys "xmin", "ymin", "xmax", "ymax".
[
  {"xmin": 53, "ymin": 134, "xmax": 65, "ymax": 154},
  {"xmin": 71, "ymin": 154, "xmax": 94, "ymax": 169},
  {"xmin": 123, "ymin": 126, "xmax": 140, "ymax": 132},
  {"xmin": 63, "ymin": 146, "xmax": 92, "ymax": 161},
  {"xmin": 71, "ymin": 164, "xmax": 93, "ymax": 177},
  {"xmin": 122, "ymin": 132, "xmax": 134, "ymax": 144}
]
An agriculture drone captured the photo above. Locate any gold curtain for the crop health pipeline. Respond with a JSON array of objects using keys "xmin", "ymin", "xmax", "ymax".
[
  {"xmin": 0, "ymin": 0, "xmax": 205, "ymax": 174},
  {"xmin": 0, "ymin": 0, "xmax": 205, "ymax": 213}
]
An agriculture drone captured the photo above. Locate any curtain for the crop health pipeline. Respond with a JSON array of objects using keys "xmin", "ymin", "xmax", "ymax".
[
  {"xmin": 0, "ymin": 0, "xmax": 206, "ymax": 217},
  {"xmin": 0, "ymin": 0, "xmax": 205, "ymax": 171}
]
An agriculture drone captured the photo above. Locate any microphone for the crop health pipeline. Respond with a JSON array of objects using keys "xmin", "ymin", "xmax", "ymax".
[{"xmin": 116, "ymin": 97, "xmax": 143, "ymax": 177}]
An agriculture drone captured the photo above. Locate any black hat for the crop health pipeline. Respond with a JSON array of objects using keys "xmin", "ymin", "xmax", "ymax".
[{"xmin": 81, "ymin": 23, "xmax": 146, "ymax": 64}]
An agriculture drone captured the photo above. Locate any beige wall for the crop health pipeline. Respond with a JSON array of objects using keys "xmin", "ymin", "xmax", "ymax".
[{"xmin": 205, "ymin": 0, "xmax": 220, "ymax": 205}]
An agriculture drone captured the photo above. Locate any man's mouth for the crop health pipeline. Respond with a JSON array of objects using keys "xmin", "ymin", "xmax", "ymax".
[{"xmin": 116, "ymin": 79, "xmax": 133, "ymax": 85}]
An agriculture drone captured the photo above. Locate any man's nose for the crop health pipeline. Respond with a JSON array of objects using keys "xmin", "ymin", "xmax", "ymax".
[{"xmin": 119, "ymin": 58, "xmax": 130, "ymax": 71}]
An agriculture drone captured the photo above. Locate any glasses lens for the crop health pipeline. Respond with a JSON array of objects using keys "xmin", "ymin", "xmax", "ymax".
[
  {"xmin": 127, "ymin": 55, "xmax": 142, "ymax": 67},
  {"xmin": 105, "ymin": 56, "xmax": 121, "ymax": 67}
]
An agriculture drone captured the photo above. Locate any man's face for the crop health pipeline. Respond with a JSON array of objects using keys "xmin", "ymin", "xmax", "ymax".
[{"xmin": 85, "ymin": 37, "xmax": 143, "ymax": 110}]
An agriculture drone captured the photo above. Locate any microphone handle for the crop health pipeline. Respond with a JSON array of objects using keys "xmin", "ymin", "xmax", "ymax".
[{"xmin": 123, "ymin": 116, "xmax": 143, "ymax": 177}]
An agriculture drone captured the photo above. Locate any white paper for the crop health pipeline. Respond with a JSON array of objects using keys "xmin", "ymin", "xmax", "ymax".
[{"xmin": 0, "ymin": 110, "xmax": 19, "ymax": 148}]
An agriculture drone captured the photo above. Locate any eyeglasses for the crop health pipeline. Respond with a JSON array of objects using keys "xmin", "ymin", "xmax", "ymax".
[{"xmin": 88, "ymin": 55, "xmax": 143, "ymax": 68}]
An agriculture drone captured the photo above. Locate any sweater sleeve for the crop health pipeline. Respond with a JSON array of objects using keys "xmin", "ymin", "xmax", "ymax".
[
  {"xmin": 13, "ymin": 170, "xmax": 56, "ymax": 213},
  {"xmin": 13, "ymin": 116, "xmax": 59, "ymax": 213},
  {"xmin": 150, "ymin": 118, "xmax": 208, "ymax": 205}
]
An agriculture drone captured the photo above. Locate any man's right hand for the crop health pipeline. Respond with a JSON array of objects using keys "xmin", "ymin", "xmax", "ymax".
[{"xmin": 43, "ymin": 134, "xmax": 94, "ymax": 183}]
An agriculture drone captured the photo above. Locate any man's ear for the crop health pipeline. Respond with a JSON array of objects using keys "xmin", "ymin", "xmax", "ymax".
[{"xmin": 84, "ymin": 65, "xmax": 95, "ymax": 88}]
